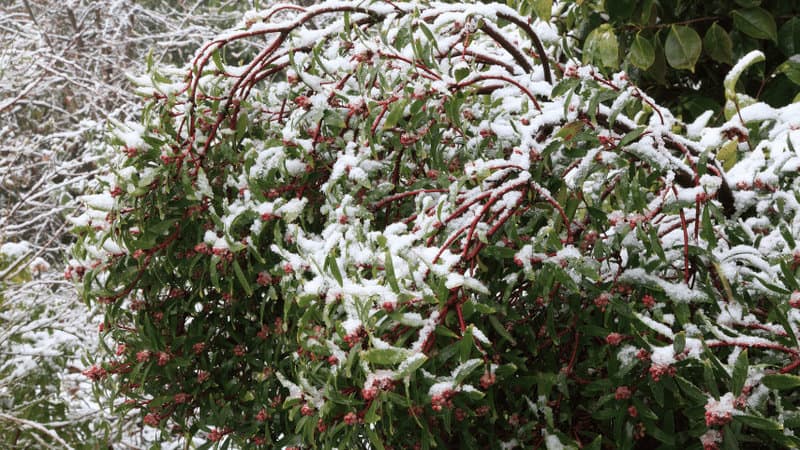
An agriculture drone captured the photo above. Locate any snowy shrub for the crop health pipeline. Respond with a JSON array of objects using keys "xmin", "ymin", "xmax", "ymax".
[{"xmin": 73, "ymin": 1, "xmax": 800, "ymax": 448}]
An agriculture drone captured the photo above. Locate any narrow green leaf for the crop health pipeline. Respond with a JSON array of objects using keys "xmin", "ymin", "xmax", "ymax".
[
  {"xmin": 673, "ymin": 331, "xmax": 686, "ymax": 354},
  {"xmin": 675, "ymin": 376, "xmax": 708, "ymax": 403},
  {"xmin": 364, "ymin": 399, "xmax": 381, "ymax": 424},
  {"xmin": 454, "ymin": 358, "xmax": 482, "ymax": 384},
  {"xmin": 489, "ymin": 315, "xmax": 517, "ymax": 345},
  {"xmin": 731, "ymin": 349, "xmax": 748, "ymax": 396},
  {"xmin": 384, "ymin": 249, "xmax": 400, "ymax": 293},
  {"xmin": 383, "ymin": 100, "xmax": 406, "ymax": 129},
  {"xmin": 780, "ymin": 223, "xmax": 797, "ymax": 249},
  {"xmin": 618, "ymin": 126, "xmax": 646, "ymax": 148},
  {"xmin": 209, "ymin": 255, "xmax": 220, "ymax": 291},
  {"xmin": 665, "ymin": 25, "xmax": 702, "ymax": 72},
  {"xmin": 211, "ymin": 50, "xmax": 225, "ymax": 72},
  {"xmin": 732, "ymin": 7, "xmax": 778, "ymax": 42},
  {"xmin": 232, "ymin": 260, "xmax": 253, "ymax": 296},
  {"xmin": 326, "ymin": 252, "xmax": 344, "ymax": 287},
  {"xmin": 550, "ymin": 78, "xmax": 579, "ymax": 98},
  {"xmin": 396, "ymin": 354, "xmax": 427, "ymax": 378},
  {"xmin": 734, "ymin": 414, "xmax": 783, "ymax": 431},
  {"xmin": 703, "ymin": 359, "xmax": 720, "ymax": 398},
  {"xmin": 365, "ymin": 427, "xmax": 386, "ymax": 450},
  {"xmin": 762, "ymin": 373, "xmax": 800, "ymax": 390},
  {"xmin": 418, "ymin": 22, "xmax": 436, "ymax": 45},
  {"xmin": 780, "ymin": 261, "xmax": 799, "ymax": 290},
  {"xmin": 701, "ymin": 205, "xmax": 717, "ymax": 248},
  {"xmin": 362, "ymin": 348, "xmax": 409, "ymax": 365}
]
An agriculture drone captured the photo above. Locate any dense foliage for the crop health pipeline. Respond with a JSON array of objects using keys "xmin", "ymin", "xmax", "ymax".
[
  {"xmin": 73, "ymin": 1, "xmax": 800, "ymax": 449},
  {"xmin": 542, "ymin": 0, "xmax": 800, "ymax": 121}
]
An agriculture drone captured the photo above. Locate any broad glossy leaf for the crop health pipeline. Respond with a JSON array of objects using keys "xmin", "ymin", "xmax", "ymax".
[
  {"xmin": 778, "ymin": 17, "xmax": 800, "ymax": 57},
  {"xmin": 704, "ymin": 23, "xmax": 733, "ymax": 65},
  {"xmin": 665, "ymin": 25, "xmax": 702, "ymax": 72},
  {"xmin": 583, "ymin": 24, "xmax": 619, "ymax": 69},
  {"xmin": 630, "ymin": 33, "xmax": 655, "ymax": 70},
  {"xmin": 731, "ymin": 7, "xmax": 777, "ymax": 42}
]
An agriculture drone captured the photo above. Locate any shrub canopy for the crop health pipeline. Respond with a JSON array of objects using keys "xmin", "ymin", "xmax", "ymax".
[{"xmin": 73, "ymin": 1, "xmax": 800, "ymax": 448}]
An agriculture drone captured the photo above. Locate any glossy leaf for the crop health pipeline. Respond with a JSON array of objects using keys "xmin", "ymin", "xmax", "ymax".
[
  {"xmin": 731, "ymin": 349, "xmax": 748, "ymax": 396},
  {"xmin": 630, "ymin": 33, "xmax": 655, "ymax": 70},
  {"xmin": 703, "ymin": 22, "xmax": 733, "ymax": 65},
  {"xmin": 762, "ymin": 373, "xmax": 800, "ymax": 390},
  {"xmin": 778, "ymin": 17, "xmax": 800, "ymax": 57},
  {"xmin": 583, "ymin": 24, "xmax": 619, "ymax": 69},
  {"xmin": 731, "ymin": 7, "xmax": 777, "ymax": 42},
  {"xmin": 665, "ymin": 25, "xmax": 702, "ymax": 72}
]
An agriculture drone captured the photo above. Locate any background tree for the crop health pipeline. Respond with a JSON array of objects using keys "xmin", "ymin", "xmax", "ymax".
[
  {"xmin": 0, "ymin": 1, "xmax": 251, "ymax": 447},
  {"xmin": 73, "ymin": 1, "xmax": 800, "ymax": 449}
]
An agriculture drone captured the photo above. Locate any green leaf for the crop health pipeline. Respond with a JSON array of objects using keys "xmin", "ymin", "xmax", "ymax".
[
  {"xmin": 362, "ymin": 348, "xmax": 409, "ymax": 365},
  {"xmin": 731, "ymin": 7, "xmax": 778, "ymax": 42},
  {"xmin": 717, "ymin": 139, "xmax": 739, "ymax": 171},
  {"xmin": 326, "ymin": 252, "xmax": 344, "ymax": 287},
  {"xmin": 665, "ymin": 25, "xmax": 702, "ymax": 72},
  {"xmin": 209, "ymin": 255, "xmax": 221, "ymax": 291},
  {"xmin": 383, "ymin": 100, "xmax": 406, "ymax": 129},
  {"xmin": 704, "ymin": 23, "xmax": 733, "ymax": 65},
  {"xmin": 734, "ymin": 414, "xmax": 783, "ymax": 431},
  {"xmin": 384, "ymin": 249, "xmax": 400, "ymax": 293},
  {"xmin": 762, "ymin": 373, "xmax": 800, "ymax": 390},
  {"xmin": 396, "ymin": 354, "xmax": 427, "ymax": 378},
  {"xmin": 583, "ymin": 24, "xmax": 619, "ymax": 69},
  {"xmin": 778, "ymin": 17, "xmax": 800, "ymax": 57},
  {"xmin": 454, "ymin": 358, "xmax": 482, "ymax": 383},
  {"xmin": 550, "ymin": 77, "xmax": 579, "ymax": 98},
  {"xmin": 365, "ymin": 427, "xmax": 386, "ymax": 450},
  {"xmin": 630, "ymin": 33, "xmax": 655, "ymax": 70},
  {"xmin": 703, "ymin": 359, "xmax": 720, "ymax": 398},
  {"xmin": 673, "ymin": 331, "xmax": 686, "ymax": 354},
  {"xmin": 364, "ymin": 398, "xmax": 381, "ymax": 424},
  {"xmin": 780, "ymin": 223, "xmax": 797, "ymax": 249},
  {"xmin": 232, "ymin": 260, "xmax": 253, "ymax": 296},
  {"xmin": 731, "ymin": 349, "xmax": 748, "ymax": 396},
  {"xmin": 778, "ymin": 58, "xmax": 800, "ymax": 86},
  {"xmin": 675, "ymin": 376, "xmax": 708, "ymax": 404},
  {"xmin": 489, "ymin": 315, "xmax": 517, "ymax": 345},
  {"xmin": 556, "ymin": 121, "xmax": 585, "ymax": 142},
  {"xmin": 532, "ymin": 0, "xmax": 552, "ymax": 20},
  {"xmin": 618, "ymin": 126, "xmax": 646, "ymax": 148}
]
